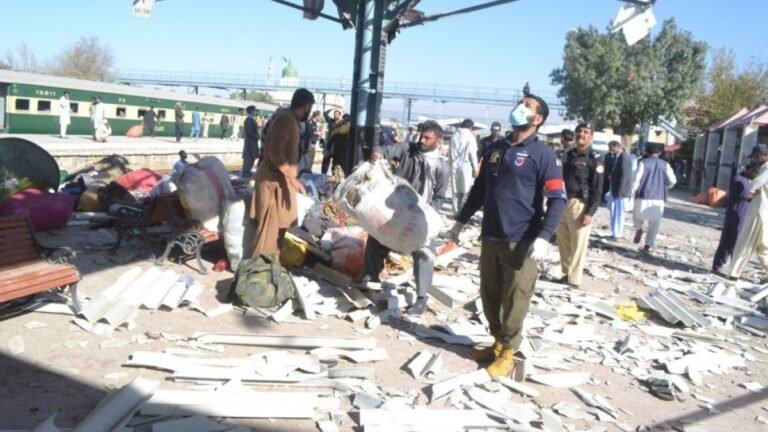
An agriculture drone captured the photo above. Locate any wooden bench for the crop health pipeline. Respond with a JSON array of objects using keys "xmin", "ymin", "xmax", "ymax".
[
  {"xmin": 0, "ymin": 215, "xmax": 81, "ymax": 310},
  {"xmin": 111, "ymin": 193, "xmax": 219, "ymax": 274}
]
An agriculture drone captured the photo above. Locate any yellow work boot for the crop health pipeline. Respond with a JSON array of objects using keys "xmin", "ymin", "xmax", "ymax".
[
  {"xmin": 469, "ymin": 341, "xmax": 502, "ymax": 363},
  {"xmin": 486, "ymin": 347, "xmax": 516, "ymax": 378}
]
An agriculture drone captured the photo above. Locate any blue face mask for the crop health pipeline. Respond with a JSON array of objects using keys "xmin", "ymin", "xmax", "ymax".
[{"xmin": 509, "ymin": 104, "xmax": 532, "ymax": 127}]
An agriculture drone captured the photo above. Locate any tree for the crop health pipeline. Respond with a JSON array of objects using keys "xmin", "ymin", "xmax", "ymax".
[
  {"xmin": 48, "ymin": 36, "xmax": 115, "ymax": 81},
  {"xmin": 3, "ymin": 41, "xmax": 41, "ymax": 73},
  {"xmin": 551, "ymin": 19, "xmax": 707, "ymax": 139},
  {"xmin": 230, "ymin": 90, "xmax": 275, "ymax": 104},
  {"xmin": 691, "ymin": 48, "xmax": 768, "ymax": 129}
]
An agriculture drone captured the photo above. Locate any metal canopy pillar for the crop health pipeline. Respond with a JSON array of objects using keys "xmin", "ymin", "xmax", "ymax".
[{"xmin": 347, "ymin": 0, "xmax": 389, "ymax": 174}]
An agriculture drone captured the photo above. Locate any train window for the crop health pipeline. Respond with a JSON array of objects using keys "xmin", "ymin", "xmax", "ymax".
[
  {"xmin": 116, "ymin": 107, "xmax": 127, "ymax": 117},
  {"xmin": 37, "ymin": 100, "xmax": 51, "ymax": 112},
  {"xmin": 158, "ymin": 110, "xmax": 166, "ymax": 120},
  {"xmin": 70, "ymin": 103, "xmax": 79, "ymax": 114},
  {"xmin": 15, "ymin": 99, "xmax": 30, "ymax": 111},
  {"xmin": 138, "ymin": 109, "xmax": 146, "ymax": 119}
]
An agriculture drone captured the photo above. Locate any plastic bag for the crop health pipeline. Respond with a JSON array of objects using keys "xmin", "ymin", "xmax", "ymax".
[
  {"xmin": 149, "ymin": 176, "xmax": 178, "ymax": 197},
  {"xmin": 333, "ymin": 160, "xmax": 441, "ymax": 253},
  {"xmin": 221, "ymin": 199, "xmax": 245, "ymax": 270},
  {"xmin": 321, "ymin": 226, "xmax": 368, "ymax": 280},
  {"xmin": 281, "ymin": 233, "xmax": 309, "ymax": 268}
]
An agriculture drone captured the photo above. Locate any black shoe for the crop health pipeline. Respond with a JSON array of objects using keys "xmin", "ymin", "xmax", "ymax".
[
  {"xmin": 633, "ymin": 229, "xmax": 643, "ymax": 244},
  {"xmin": 407, "ymin": 297, "xmax": 428, "ymax": 317},
  {"xmin": 641, "ymin": 245, "xmax": 653, "ymax": 256},
  {"xmin": 554, "ymin": 276, "xmax": 568, "ymax": 284}
]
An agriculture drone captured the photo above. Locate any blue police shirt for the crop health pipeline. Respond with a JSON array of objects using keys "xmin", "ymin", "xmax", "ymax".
[{"xmin": 457, "ymin": 134, "xmax": 566, "ymax": 242}]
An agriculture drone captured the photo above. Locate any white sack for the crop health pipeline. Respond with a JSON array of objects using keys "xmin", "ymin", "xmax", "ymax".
[
  {"xmin": 221, "ymin": 199, "xmax": 245, "ymax": 269},
  {"xmin": 333, "ymin": 160, "xmax": 441, "ymax": 253},
  {"xmin": 173, "ymin": 156, "xmax": 235, "ymax": 231}
]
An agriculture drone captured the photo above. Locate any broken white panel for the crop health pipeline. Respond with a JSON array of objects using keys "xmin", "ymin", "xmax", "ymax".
[
  {"xmin": 191, "ymin": 333, "xmax": 377, "ymax": 350},
  {"xmin": 141, "ymin": 389, "xmax": 339, "ymax": 418},
  {"xmin": 136, "ymin": 269, "xmax": 179, "ymax": 310},
  {"xmin": 310, "ymin": 347, "xmax": 389, "ymax": 363},
  {"xmin": 295, "ymin": 279, "xmax": 318, "ymax": 320},
  {"xmin": 464, "ymin": 387, "xmax": 539, "ymax": 424},
  {"xmin": 359, "ymin": 408, "xmax": 500, "ymax": 431},
  {"xmin": 271, "ymin": 299, "xmax": 295, "ymax": 323},
  {"xmin": 741, "ymin": 382, "xmax": 765, "ymax": 393},
  {"xmin": 637, "ymin": 288, "xmax": 711, "ymax": 327},
  {"xmin": 159, "ymin": 278, "xmax": 198, "ymax": 310},
  {"xmin": 72, "ymin": 377, "xmax": 159, "ymax": 432},
  {"xmin": 78, "ymin": 266, "xmax": 144, "ymax": 322},
  {"xmin": 541, "ymin": 408, "xmax": 564, "ymax": 432},
  {"xmin": 203, "ymin": 304, "xmax": 234, "ymax": 318},
  {"xmin": 23, "ymin": 321, "xmax": 47, "ymax": 330},
  {"xmin": 72, "ymin": 318, "xmax": 114, "ymax": 338},
  {"xmin": 103, "ymin": 268, "xmax": 176, "ymax": 325},
  {"xmin": 665, "ymin": 352, "xmax": 745, "ymax": 375},
  {"xmin": 571, "ymin": 388, "xmax": 618, "ymax": 419},
  {"xmin": 150, "ymin": 415, "xmax": 230, "ymax": 432},
  {"xmin": 337, "ymin": 286, "xmax": 373, "ymax": 309},
  {"xmin": 430, "ymin": 369, "xmax": 490, "ymax": 401},
  {"xmin": 528, "ymin": 372, "xmax": 591, "ymax": 388},
  {"xmin": 7, "ymin": 335, "xmax": 24, "ymax": 355},
  {"xmin": 493, "ymin": 376, "xmax": 540, "ymax": 398}
]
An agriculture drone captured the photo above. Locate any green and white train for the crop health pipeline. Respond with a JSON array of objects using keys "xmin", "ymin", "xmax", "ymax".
[{"xmin": 0, "ymin": 70, "xmax": 276, "ymax": 136}]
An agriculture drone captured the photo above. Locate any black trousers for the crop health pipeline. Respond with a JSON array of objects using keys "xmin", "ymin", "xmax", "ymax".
[
  {"xmin": 175, "ymin": 123, "xmax": 184, "ymax": 142},
  {"xmin": 363, "ymin": 236, "xmax": 434, "ymax": 299}
]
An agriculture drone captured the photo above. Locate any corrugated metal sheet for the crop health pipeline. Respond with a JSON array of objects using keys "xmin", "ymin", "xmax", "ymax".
[{"xmin": 637, "ymin": 288, "xmax": 711, "ymax": 327}]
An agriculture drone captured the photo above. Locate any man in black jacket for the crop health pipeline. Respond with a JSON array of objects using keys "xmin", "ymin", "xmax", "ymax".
[
  {"xmin": 364, "ymin": 120, "xmax": 449, "ymax": 317},
  {"xmin": 242, "ymin": 105, "xmax": 260, "ymax": 177},
  {"xmin": 606, "ymin": 140, "xmax": 633, "ymax": 240}
]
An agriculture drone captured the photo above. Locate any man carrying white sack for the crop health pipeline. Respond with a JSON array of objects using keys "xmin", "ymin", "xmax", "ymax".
[{"xmin": 363, "ymin": 120, "xmax": 450, "ymax": 317}]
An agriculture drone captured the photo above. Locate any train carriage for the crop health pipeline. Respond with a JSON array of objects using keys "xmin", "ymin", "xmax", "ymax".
[{"xmin": 0, "ymin": 70, "xmax": 276, "ymax": 137}]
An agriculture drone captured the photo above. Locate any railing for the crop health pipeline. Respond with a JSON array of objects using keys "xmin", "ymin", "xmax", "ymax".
[{"xmin": 115, "ymin": 69, "xmax": 562, "ymax": 107}]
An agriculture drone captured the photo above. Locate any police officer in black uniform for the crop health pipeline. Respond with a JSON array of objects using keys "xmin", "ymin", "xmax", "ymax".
[{"xmin": 555, "ymin": 121, "xmax": 604, "ymax": 287}]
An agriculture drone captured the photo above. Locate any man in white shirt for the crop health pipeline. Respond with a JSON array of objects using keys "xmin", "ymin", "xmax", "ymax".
[
  {"xmin": 449, "ymin": 119, "xmax": 478, "ymax": 213},
  {"xmin": 59, "ymin": 91, "xmax": 71, "ymax": 139}
]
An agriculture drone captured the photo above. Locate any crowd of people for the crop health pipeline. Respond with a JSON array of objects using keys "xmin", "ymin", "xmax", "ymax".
[{"xmin": 167, "ymin": 87, "xmax": 768, "ymax": 381}]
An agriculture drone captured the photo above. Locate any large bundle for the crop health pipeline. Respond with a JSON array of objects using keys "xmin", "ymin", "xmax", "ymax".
[
  {"xmin": 333, "ymin": 160, "xmax": 440, "ymax": 253},
  {"xmin": 173, "ymin": 156, "xmax": 235, "ymax": 231}
]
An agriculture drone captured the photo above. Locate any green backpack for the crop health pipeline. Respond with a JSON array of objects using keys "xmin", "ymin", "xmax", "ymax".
[{"xmin": 232, "ymin": 254, "xmax": 296, "ymax": 308}]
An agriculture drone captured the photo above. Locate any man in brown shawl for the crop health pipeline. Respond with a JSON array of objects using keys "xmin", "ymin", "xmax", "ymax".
[{"xmin": 249, "ymin": 88, "xmax": 314, "ymax": 257}]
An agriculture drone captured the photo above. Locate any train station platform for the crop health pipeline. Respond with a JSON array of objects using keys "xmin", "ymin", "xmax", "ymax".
[{"xmin": 0, "ymin": 134, "xmax": 245, "ymax": 173}]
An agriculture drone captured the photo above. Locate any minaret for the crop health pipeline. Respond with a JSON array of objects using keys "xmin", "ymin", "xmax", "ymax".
[{"xmin": 267, "ymin": 56, "xmax": 274, "ymax": 86}]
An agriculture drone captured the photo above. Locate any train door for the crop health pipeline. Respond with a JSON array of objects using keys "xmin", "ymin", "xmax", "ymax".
[{"xmin": 0, "ymin": 84, "xmax": 6, "ymax": 130}]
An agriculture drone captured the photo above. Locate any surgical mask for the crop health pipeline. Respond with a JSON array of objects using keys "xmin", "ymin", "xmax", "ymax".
[{"xmin": 509, "ymin": 104, "xmax": 532, "ymax": 127}]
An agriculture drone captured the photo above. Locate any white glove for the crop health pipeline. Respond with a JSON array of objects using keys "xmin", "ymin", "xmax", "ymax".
[
  {"xmin": 442, "ymin": 222, "xmax": 464, "ymax": 243},
  {"xmin": 528, "ymin": 237, "xmax": 550, "ymax": 262}
]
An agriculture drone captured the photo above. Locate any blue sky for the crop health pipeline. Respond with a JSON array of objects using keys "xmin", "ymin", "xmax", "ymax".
[{"xmin": 2, "ymin": 0, "xmax": 767, "ymax": 122}]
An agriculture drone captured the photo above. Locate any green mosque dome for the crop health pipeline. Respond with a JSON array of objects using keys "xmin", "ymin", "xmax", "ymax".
[{"xmin": 282, "ymin": 61, "xmax": 299, "ymax": 79}]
